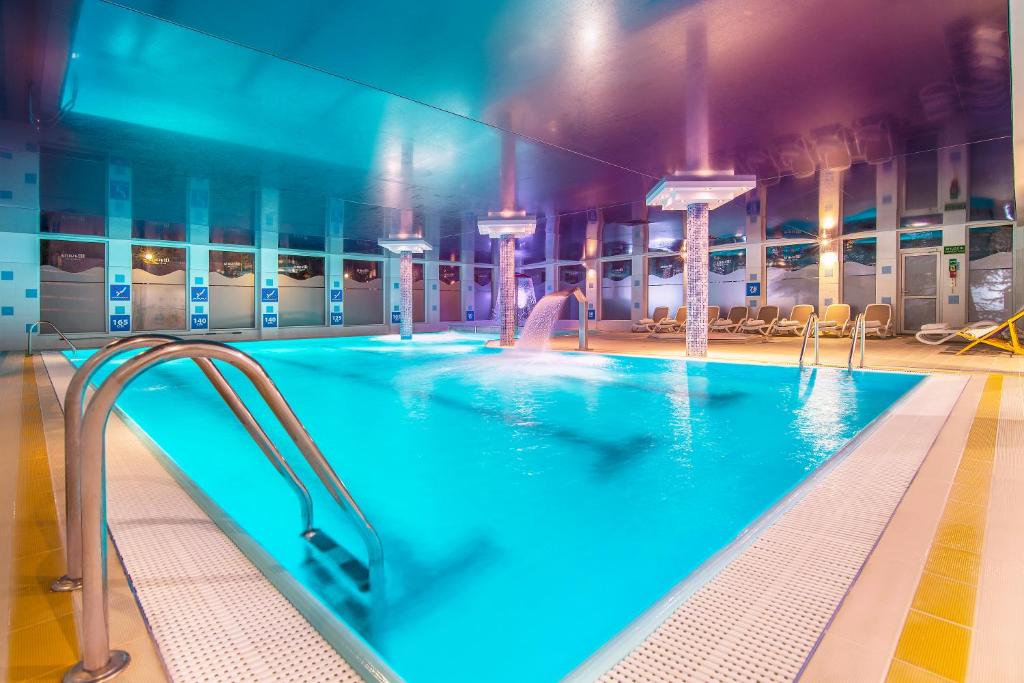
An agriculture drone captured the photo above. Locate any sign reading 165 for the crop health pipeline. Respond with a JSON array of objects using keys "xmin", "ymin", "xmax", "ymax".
[{"xmin": 109, "ymin": 314, "xmax": 131, "ymax": 332}]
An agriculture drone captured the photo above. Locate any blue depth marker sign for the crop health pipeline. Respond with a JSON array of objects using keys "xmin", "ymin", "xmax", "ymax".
[
  {"xmin": 191, "ymin": 313, "xmax": 209, "ymax": 330},
  {"xmin": 109, "ymin": 314, "xmax": 131, "ymax": 332},
  {"xmin": 466, "ymin": 310, "xmax": 475, "ymax": 321},
  {"xmin": 190, "ymin": 286, "xmax": 209, "ymax": 302},
  {"xmin": 109, "ymin": 284, "xmax": 130, "ymax": 301},
  {"xmin": 262, "ymin": 313, "xmax": 278, "ymax": 328},
  {"xmin": 330, "ymin": 289, "xmax": 343, "ymax": 302},
  {"xmin": 745, "ymin": 282, "xmax": 762, "ymax": 297},
  {"xmin": 261, "ymin": 287, "xmax": 279, "ymax": 302},
  {"xmin": 391, "ymin": 311, "xmax": 402, "ymax": 324},
  {"xmin": 330, "ymin": 311, "xmax": 344, "ymax": 326}
]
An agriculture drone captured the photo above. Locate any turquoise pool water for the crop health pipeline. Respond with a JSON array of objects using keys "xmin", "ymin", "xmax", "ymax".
[{"xmin": 73, "ymin": 334, "xmax": 921, "ymax": 682}]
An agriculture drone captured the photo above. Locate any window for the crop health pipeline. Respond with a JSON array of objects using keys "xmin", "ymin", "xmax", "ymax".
[
  {"xmin": 209, "ymin": 177, "xmax": 255, "ymax": 246},
  {"xmin": 343, "ymin": 259, "xmax": 383, "ymax": 325},
  {"xmin": 903, "ymin": 145, "xmax": 938, "ymax": 214},
  {"xmin": 709, "ymin": 191, "xmax": 753, "ymax": 245},
  {"xmin": 517, "ymin": 214, "xmax": 547, "ymax": 264},
  {"xmin": 969, "ymin": 138, "xmax": 1016, "ymax": 222},
  {"xmin": 647, "ymin": 254, "xmax": 684, "ymax": 317},
  {"xmin": 647, "ymin": 208, "xmax": 683, "ymax": 253},
  {"xmin": 766, "ymin": 243, "xmax": 819, "ymax": 313},
  {"xmin": 709, "ymin": 249, "xmax": 747, "ymax": 312},
  {"xmin": 132, "ymin": 246, "xmax": 186, "ymax": 330},
  {"xmin": 439, "ymin": 265, "xmax": 461, "ymax": 322},
  {"xmin": 438, "ymin": 213, "xmax": 462, "ymax": 262},
  {"xmin": 39, "ymin": 239, "xmax": 106, "ymax": 333},
  {"xmin": 842, "ymin": 238, "xmax": 876, "ymax": 317},
  {"xmin": 842, "ymin": 162, "xmax": 876, "ymax": 234},
  {"xmin": 413, "ymin": 262, "xmax": 426, "ymax": 323},
  {"xmin": 559, "ymin": 212, "xmax": 589, "ymax": 260},
  {"xmin": 279, "ymin": 191, "xmax": 325, "ymax": 251},
  {"xmin": 132, "ymin": 165, "xmax": 186, "ymax": 241},
  {"xmin": 766, "ymin": 175, "xmax": 818, "ymax": 239},
  {"xmin": 899, "ymin": 230, "xmax": 943, "ymax": 250},
  {"xmin": 278, "ymin": 254, "xmax": 325, "ymax": 326},
  {"xmin": 473, "ymin": 267, "xmax": 494, "ymax": 320},
  {"xmin": 601, "ymin": 222, "xmax": 634, "ymax": 257},
  {"xmin": 39, "ymin": 150, "xmax": 106, "ymax": 236},
  {"xmin": 558, "ymin": 264, "xmax": 586, "ymax": 319},
  {"xmin": 343, "ymin": 202, "xmax": 388, "ymax": 255},
  {"xmin": 601, "ymin": 259, "xmax": 632, "ymax": 320},
  {"xmin": 968, "ymin": 225, "xmax": 1013, "ymax": 322},
  {"xmin": 209, "ymin": 250, "xmax": 255, "ymax": 329}
]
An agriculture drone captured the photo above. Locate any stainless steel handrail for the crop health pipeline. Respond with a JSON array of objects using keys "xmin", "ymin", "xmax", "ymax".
[
  {"xmin": 26, "ymin": 320, "xmax": 78, "ymax": 357},
  {"xmin": 847, "ymin": 314, "xmax": 867, "ymax": 370},
  {"xmin": 52, "ymin": 334, "xmax": 315, "ymax": 593},
  {"xmin": 798, "ymin": 313, "xmax": 820, "ymax": 368},
  {"xmin": 70, "ymin": 340, "xmax": 384, "ymax": 682}
]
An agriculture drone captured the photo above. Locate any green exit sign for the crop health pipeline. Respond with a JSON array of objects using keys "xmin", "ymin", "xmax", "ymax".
[{"xmin": 943, "ymin": 245, "xmax": 966, "ymax": 255}]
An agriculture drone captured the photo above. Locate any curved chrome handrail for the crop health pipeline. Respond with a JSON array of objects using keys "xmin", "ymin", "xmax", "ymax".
[
  {"xmin": 26, "ymin": 320, "xmax": 78, "ymax": 357},
  {"xmin": 798, "ymin": 313, "xmax": 820, "ymax": 369},
  {"xmin": 52, "ymin": 334, "xmax": 314, "ymax": 593},
  {"xmin": 847, "ymin": 314, "xmax": 867, "ymax": 370},
  {"xmin": 71, "ymin": 340, "xmax": 384, "ymax": 680}
]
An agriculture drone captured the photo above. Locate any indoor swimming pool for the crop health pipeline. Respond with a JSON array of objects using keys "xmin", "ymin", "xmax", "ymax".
[{"xmin": 70, "ymin": 334, "xmax": 922, "ymax": 682}]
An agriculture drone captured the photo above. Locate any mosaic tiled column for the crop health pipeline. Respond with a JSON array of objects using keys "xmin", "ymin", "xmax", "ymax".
[
  {"xmin": 499, "ymin": 233, "xmax": 516, "ymax": 346},
  {"xmin": 685, "ymin": 202, "xmax": 709, "ymax": 357},
  {"xmin": 399, "ymin": 251, "xmax": 413, "ymax": 340}
]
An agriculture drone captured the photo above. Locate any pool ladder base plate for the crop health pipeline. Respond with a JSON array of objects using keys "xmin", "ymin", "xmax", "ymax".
[{"xmin": 63, "ymin": 650, "xmax": 130, "ymax": 683}]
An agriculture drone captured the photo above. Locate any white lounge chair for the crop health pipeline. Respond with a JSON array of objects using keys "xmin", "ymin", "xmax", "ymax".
[
  {"xmin": 632, "ymin": 306, "xmax": 669, "ymax": 333},
  {"xmin": 915, "ymin": 320, "xmax": 999, "ymax": 345},
  {"xmin": 739, "ymin": 305, "xmax": 779, "ymax": 336},
  {"xmin": 711, "ymin": 306, "xmax": 748, "ymax": 333},
  {"xmin": 651, "ymin": 306, "xmax": 687, "ymax": 334},
  {"xmin": 773, "ymin": 304, "xmax": 815, "ymax": 336},
  {"xmin": 817, "ymin": 303, "xmax": 850, "ymax": 337},
  {"xmin": 856, "ymin": 303, "xmax": 894, "ymax": 338}
]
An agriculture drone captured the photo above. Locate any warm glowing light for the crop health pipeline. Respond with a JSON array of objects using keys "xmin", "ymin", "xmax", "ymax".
[
  {"xmin": 821, "ymin": 251, "xmax": 838, "ymax": 266},
  {"xmin": 587, "ymin": 269, "xmax": 596, "ymax": 278},
  {"xmin": 821, "ymin": 215, "xmax": 837, "ymax": 231},
  {"xmin": 142, "ymin": 251, "xmax": 155, "ymax": 263}
]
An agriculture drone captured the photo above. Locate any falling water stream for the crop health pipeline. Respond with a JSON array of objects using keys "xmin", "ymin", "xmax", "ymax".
[{"xmin": 515, "ymin": 291, "xmax": 570, "ymax": 351}]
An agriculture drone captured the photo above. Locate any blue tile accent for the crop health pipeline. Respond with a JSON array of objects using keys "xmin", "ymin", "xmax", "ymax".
[
  {"xmin": 24, "ymin": 172, "xmax": 37, "ymax": 185},
  {"xmin": 194, "ymin": 276, "xmax": 204, "ymax": 285},
  {"xmin": 266, "ymin": 304, "xmax": 275, "ymax": 313},
  {"xmin": 881, "ymin": 265, "xmax": 892, "ymax": 274},
  {"xmin": 749, "ymin": 274, "xmax": 758, "ymax": 281},
  {"xmin": 114, "ymin": 273, "xmax": 125, "ymax": 283},
  {"xmin": 393, "ymin": 282, "xmax": 400, "ymax": 289},
  {"xmin": 948, "ymin": 295, "xmax": 960, "ymax": 304},
  {"xmin": 334, "ymin": 280, "xmax": 340, "ymax": 288},
  {"xmin": 881, "ymin": 296, "xmax": 892, "ymax": 304},
  {"xmin": 882, "ymin": 195, "xmax": 893, "ymax": 205},
  {"xmin": 1, "ymin": 270, "xmax": 12, "ymax": 280},
  {"xmin": 265, "ymin": 278, "xmax": 273, "ymax": 286},
  {"xmin": 432, "ymin": 283, "xmax": 437, "ymax": 290},
  {"xmin": 0, "ymin": 190, "xmax": 12, "ymax": 200},
  {"xmin": 25, "ymin": 288, "xmax": 37, "ymax": 298},
  {"xmin": 393, "ymin": 304, "xmax": 400, "ymax": 311},
  {"xmin": 115, "ymin": 305, "xmax": 126, "ymax": 314},
  {"xmin": 633, "ymin": 301, "xmax": 640, "ymax": 308},
  {"xmin": 195, "ymin": 305, "xmax": 205, "ymax": 313},
  {"xmin": 432, "ymin": 304, "xmax": 437, "ymax": 311},
  {"xmin": 633, "ymin": 279, "xmax": 640, "ymax": 287},
  {"xmin": 824, "ymin": 298, "xmax": 834, "ymax": 306},
  {"xmin": 749, "ymin": 299, "xmax": 758, "ymax": 307},
  {"xmin": 333, "ymin": 304, "xmax": 341, "ymax": 312},
  {"xmin": 1, "ymin": 306, "xmax": 13, "ymax": 316}
]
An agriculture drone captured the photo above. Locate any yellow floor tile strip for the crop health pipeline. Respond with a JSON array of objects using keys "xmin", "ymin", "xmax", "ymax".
[
  {"xmin": 6, "ymin": 357, "xmax": 79, "ymax": 681},
  {"xmin": 886, "ymin": 374, "xmax": 1002, "ymax": 683}
]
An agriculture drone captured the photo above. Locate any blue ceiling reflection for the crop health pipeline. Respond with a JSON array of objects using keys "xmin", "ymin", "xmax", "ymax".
[{"xmin": 18, "ymin": 0, "xmax": 1017, "ymax": 237}]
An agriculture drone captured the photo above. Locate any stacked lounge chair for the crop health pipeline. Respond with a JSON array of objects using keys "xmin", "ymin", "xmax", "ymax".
[
  {"xmin": 738, "ymin": 305, "xmax": 779, "ymax": 336},
  {"xmin": 710, "ymin": 306, "xmax": 748, "ymax": 333},
  {"xmin": 632, "ymin": 306, "xmax": 669, "ymax": 333},
  {"xmin": 773, "ymin": 305, "xmax": 815, "ymax": 336}
]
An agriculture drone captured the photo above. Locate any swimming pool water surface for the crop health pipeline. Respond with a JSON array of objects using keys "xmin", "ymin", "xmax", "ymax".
[{"xmin": 73, "ymin": 333, "xmax": 921, "ymax": 682}]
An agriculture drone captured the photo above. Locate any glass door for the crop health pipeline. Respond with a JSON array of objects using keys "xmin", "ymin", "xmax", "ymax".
[{"xmin": 900, "ymin": 251, "xmax": 939, "ymax": 333}]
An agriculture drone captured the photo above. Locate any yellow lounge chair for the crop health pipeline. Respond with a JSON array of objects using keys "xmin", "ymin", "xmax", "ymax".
[{"xmin": 956, "ymin": 307, "xmax": 1024, "ymax": 356}]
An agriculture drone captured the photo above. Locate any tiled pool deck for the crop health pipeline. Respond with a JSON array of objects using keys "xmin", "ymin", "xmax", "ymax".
[{"xmin": 2, "ymin": 333, "xmax": 1021, "ymax": 682}]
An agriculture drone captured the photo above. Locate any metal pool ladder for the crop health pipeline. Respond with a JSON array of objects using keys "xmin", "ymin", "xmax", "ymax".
[
  {"xmin": 26, "ymin": 320, "xmax": 77, "ymax": 357},
  {"xmin": 798, "ymin": 313, "xmax": 820, "ymax": 368},
  {"xmin": 847, "ymin": 313, "xmax": 867, "ymax": 370},
  {"xmin": 57, "ymin": 337, "xmax": 384, "ymax": 683}
]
